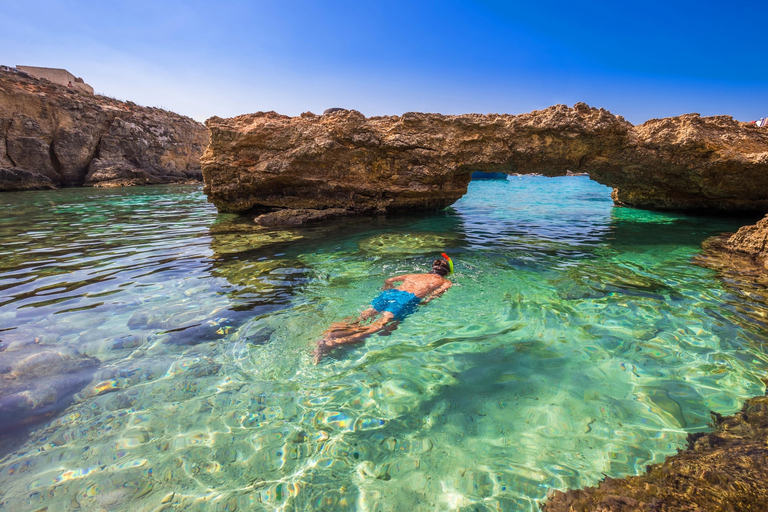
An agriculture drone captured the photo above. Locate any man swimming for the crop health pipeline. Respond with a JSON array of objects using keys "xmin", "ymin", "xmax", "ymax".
[{"xmin": 313, "ymin": 258, "xmax": 453, "ymax": 363}]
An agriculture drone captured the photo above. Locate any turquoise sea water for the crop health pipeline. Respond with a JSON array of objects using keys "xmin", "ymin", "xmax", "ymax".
[{"xmin": 0, "ymin": 176, "xmax": 767, "ymax": 511}]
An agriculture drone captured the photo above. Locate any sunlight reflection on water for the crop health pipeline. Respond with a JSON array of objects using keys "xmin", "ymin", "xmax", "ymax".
[{"xmin": 0, "ymin": 178, "xmax": 766, "ymax": 511}]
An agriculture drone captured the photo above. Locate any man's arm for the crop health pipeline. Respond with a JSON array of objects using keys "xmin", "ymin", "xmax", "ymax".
[
  {"xmin": 382, "ymin": 275, "xmax": 408, "ymax": 290},
  {"xmin": 422, "ymin": 281, "xmax": 452, "ymax": 303}
]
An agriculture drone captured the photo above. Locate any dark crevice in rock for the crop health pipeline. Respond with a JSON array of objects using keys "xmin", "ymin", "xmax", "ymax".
[
  {"xmin": 48, "ymin": 140, "xmax": 63, "ymax": 182},
  {"xmin": 4, "ymin": 120, "xmax": 17, "ymax": 168},
  {"xmin": 84, "ymin": 133, "xmax": 105, "ymax": 184}
]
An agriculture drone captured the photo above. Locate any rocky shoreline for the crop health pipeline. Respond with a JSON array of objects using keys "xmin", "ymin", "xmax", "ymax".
[
  {"xmin": 0, "ymin": 69, "xmax": 208, "ymax": 190},
  {"xmin": 538, "ymin": 225, "xmax": 768, "ymax": 512},
  {"xmin": 541, "ymin": 393, "xmax": 768, "ymax": 512}
]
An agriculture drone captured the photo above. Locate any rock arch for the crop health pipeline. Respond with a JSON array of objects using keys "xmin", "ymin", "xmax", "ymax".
[{"xmin": 202, "ymin": 104, "xmax": 768, "ymax": 224}]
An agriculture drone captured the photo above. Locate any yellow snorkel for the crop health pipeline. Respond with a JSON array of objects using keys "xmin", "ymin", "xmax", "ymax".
[{"xmin": 441, "ymin": 253, "xmax": 454, "ymax": 274}]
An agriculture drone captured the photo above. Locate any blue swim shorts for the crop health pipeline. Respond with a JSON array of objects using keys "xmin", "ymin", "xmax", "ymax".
[{"xmin": 371, "ymin": 289, "xmax": 422, "ymax": 320}]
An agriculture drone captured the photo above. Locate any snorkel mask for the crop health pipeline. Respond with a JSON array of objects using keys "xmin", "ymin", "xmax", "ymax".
[{"xmin": 441, "ymin": 253, "xmax": 454, "ymax": 274}]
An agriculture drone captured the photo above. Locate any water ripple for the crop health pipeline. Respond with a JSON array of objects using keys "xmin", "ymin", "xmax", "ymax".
[{"xmin": 0, "ymin": 179, "xmax": 766, "ymax": 511}]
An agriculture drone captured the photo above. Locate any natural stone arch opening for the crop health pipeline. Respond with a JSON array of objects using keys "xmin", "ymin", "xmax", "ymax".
[{"xmin": 201, "ymin": 104, "xmax": 768, "ymax": 225}]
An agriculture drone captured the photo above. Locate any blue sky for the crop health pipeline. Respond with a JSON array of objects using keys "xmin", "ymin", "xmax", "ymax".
[{"xmin": 3, "ymin": 0, "xmax": 766, "ymax": 124}]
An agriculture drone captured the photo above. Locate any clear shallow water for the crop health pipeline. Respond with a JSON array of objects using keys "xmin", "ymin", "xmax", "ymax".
[{"xmin": 0, "ymin": 177, "xmax": 767, "ymax": 511}]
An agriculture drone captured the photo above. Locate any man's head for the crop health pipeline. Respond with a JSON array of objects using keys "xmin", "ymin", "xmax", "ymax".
[{"xmin": 431, "ymin": 259, "xmax": 450, "ymax": 277}]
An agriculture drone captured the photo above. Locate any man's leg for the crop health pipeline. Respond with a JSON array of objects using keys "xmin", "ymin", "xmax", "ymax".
[
  {"xmin": 333, "ymin": 307, "xmax": 379, "ymax": 329},
  {"xmin": 355, "ymin": 308, "xmax": 379, "ymax": 323},
  {"xmin": 314, "ymin": 312, "xmax": 395, "ymax": 362},
  {"xmin": 325, "ymin": 308, "xmax": 381, "ymax": 337}
]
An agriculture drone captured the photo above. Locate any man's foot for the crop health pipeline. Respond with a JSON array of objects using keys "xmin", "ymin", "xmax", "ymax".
[
  {"xmin": 312, "ymin": 335, "xmax": 354, "ymax": 363},
  {"xmin": 377, "ymin": 321, "xmax": 400, "ymax": 336},
  {"xmin": 313, "ymin": 338, "xmax": 332, "ymax": 364}
]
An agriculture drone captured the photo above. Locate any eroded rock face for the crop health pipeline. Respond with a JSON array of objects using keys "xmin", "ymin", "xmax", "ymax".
[
  {"xmin": 202, "ymin": 105, "xmax": 768, "ymax": 219},
  {"xmin": 0, "ymin": 69, "xmax": 209, "ymax": 190},
  {"xmin": 604, "ymin": 114, "xmax": 768, "ymax": 212},
  {"xmin": 0, "ymin": 168, "xmax": 55, "ymax": 191}
]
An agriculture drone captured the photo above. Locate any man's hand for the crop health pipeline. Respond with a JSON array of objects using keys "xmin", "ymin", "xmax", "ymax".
[
  {"xmin": 382, "ymin": 275, "xmax": 407, "ymax": 290},
  {"xmin": 422, "ymin": 281, "xmax": 452, "ymax": 303}
]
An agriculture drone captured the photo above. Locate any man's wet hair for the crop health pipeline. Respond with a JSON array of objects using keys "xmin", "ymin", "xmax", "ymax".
[{"xmin": 432, "ymin": 259, "xmax": 450, "ymax": 277}]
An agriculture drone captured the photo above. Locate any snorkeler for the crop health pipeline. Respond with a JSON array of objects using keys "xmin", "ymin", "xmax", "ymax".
[{"xmin": 313, "ymin": 256, "xmax": 453, "ymax": 363}]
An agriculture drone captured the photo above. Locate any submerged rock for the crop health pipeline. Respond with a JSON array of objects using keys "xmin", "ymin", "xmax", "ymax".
[
  {"xmin": 202, "ymin": 104, "xmax": 768, "ymax": 222},
  {"xmin": 0, "ymin": 344, "xmax": 98, "ymax": 431},
  {"xmin": 254, "ymin": 207, "xmax": 353, "ymax": 226},
  {"xmin": 542, "ymin": 395, "xmax": 768, "ymax": 512},
  {"xmin": 0, "ymin": 69, "xmax": 209, "ymax": 189},
  {"xmin": 544, "ymin": 241, "xmax": 768, "ymax": 512}
]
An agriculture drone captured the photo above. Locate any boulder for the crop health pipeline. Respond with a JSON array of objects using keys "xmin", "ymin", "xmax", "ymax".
[
  {"xmin": 723, "ymin": 215, "xmax": 768, "ymax": 267},
  {"xmin": 0, "ymin": 167, "xmax": 55, "ymax": 191},
  {"xmin": 0, "ymin": 344, "xmax": 99, "ymax": 432}
]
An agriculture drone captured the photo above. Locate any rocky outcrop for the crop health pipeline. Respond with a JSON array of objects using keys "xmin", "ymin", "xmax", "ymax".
[
  {"xmin": 541, "ymin": 394, "xmax": 768, "ymax": 512},
  {"xmin": 202, "ymin": 105, "xmax": 768, "ymax": 220},
  {"xmin": 605, "ymin": 115, "xmax": 768, "ymax": 212},
  {"xmin": 0, "ymin": 69, "xmax": 208, "ymax": 190},
  {"xmin": 719, "ymin": 215, "xmax": 768, "ymax": 267},
  {"xmin": 202, "ymin": 105, "xmax": 630, "ymax": 215},
  {"xmin": 0, "ymin": 167, "xmax": 55, "ymax": 191}
]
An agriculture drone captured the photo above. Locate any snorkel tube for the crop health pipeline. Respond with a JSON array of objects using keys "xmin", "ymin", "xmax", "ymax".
[{"xmin": 441, "ymin": 253, "xmax": 454, "ymax": 274}]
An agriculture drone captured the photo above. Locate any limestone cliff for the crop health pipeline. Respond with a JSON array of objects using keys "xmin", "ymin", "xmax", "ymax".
[
  {"xmin": 0, "ymin": 69, "xmax": 208, "ymax": 190},
  {"xmin": 202, "ymin": 104, "xmax": 768, "ymax": 221}
]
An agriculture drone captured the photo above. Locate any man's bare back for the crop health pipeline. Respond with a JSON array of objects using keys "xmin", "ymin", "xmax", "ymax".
[
  {"xmin": 313, "ymin": 258, "xmax": 453, "ymax": 362},
  {"xmin": 382, "ymin": 273, "xmax": 452, "ymax": 301}
]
